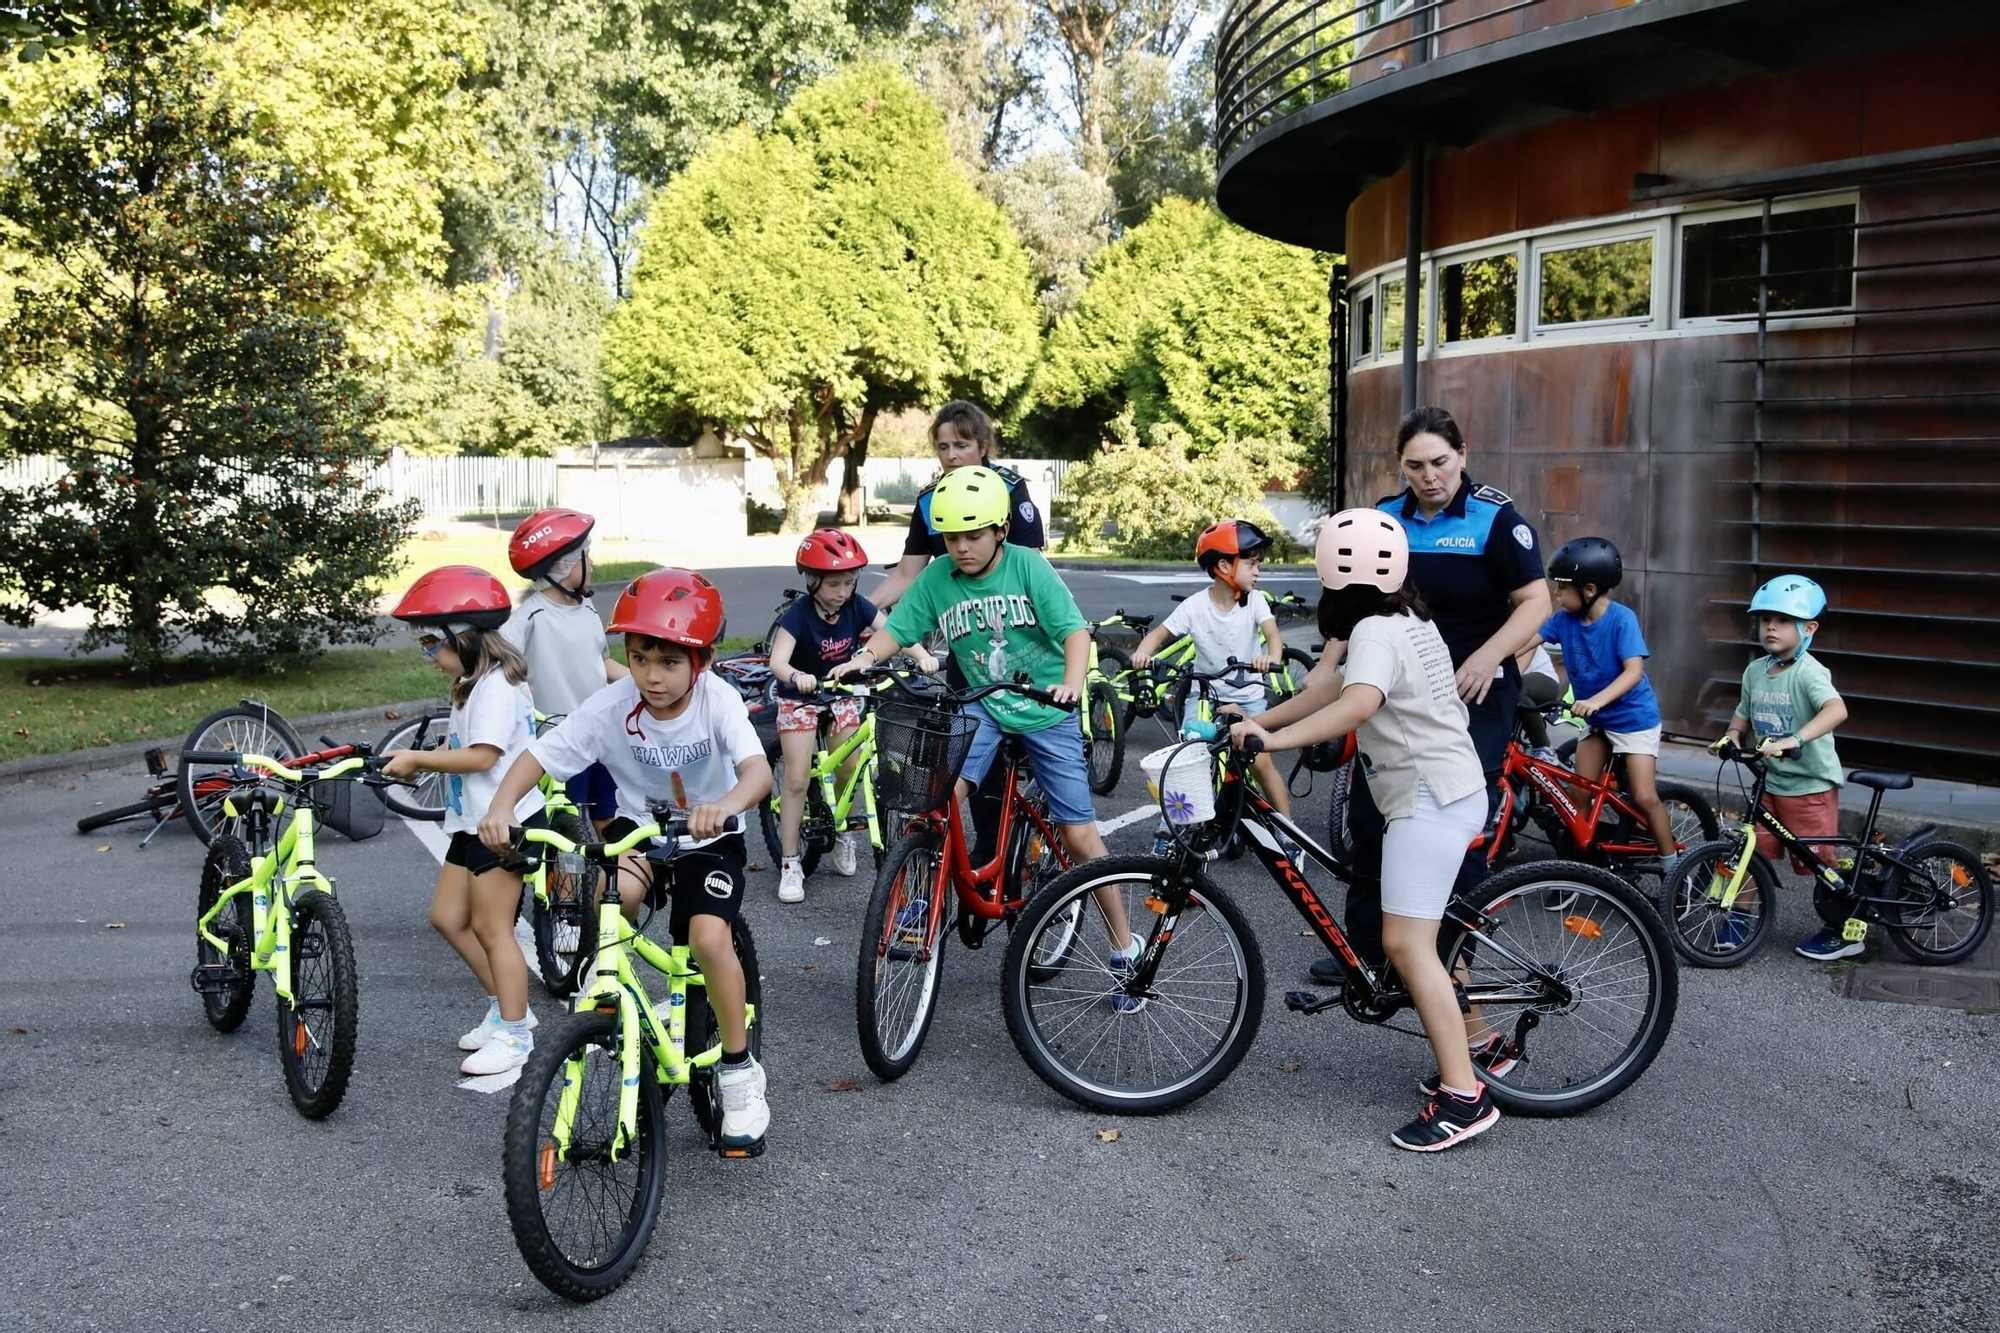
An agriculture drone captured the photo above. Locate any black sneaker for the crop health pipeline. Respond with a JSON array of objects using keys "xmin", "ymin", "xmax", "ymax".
[
  {"xmin": 1417, "ymin": 1032, "xmax": 1518, "ymax": 1096},
  {"xmin": 1390, "ymin": 1085, "xmax": 1500, "ymax": 1153}
]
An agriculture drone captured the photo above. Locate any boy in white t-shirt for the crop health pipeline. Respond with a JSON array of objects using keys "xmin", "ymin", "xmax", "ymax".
[
  {"xmin": 384, "ymin": 566, "xmax": 545, "ymax": 1077},
  {"xmin": 477, "ymin": 569, "xmax": 775, "ymax": 1157},
  {"xmin": 1130, "ymin": 519, "xmax": 1294, "ymax": 852}
]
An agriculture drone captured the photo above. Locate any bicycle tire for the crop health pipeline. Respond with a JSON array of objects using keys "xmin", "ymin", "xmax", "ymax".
[
  {"xmin": 856, "ymin": 831, "xmax": 949, "ymax": 1082},
  {"xmin": 376, "ymin": 708, "xmax": 452, "ymax": 821},
  {"xmin": 77, "ymin": 788, "xmax": 177, "ymax": 834},
  {"xmin": 1883, "ymin": 839, "xmax": 1993, "ymax": 966},
  {"xmin": 761, "ymin": 756, "xmax": 832, "ymax": 876},
  {"xmin": 1265, "ymin": 647, "xmax": 1316, "ymax": 711},
  {"xmin": 689, "ymin": 917, "xmax": 763, "ymax": 1138},
  {"xmin": 276, "ymin": 888, "xmax": 359, "ymax": 1119},
  {"xmin": 1326, "ymin": 755, "xmax": 1358, "ymax": 865},
  {"xmin": 1657, "ymin": 836, "xmax": 1777, "ymax": 968},
  {"xmin": 1444, "ymin": 860, "xmax": 1678, "ymax": 1116},
  {"xmin": 179, "ymin": 704, "xmax": 308, "ymax": 845},
  {"xmin": 1084, "ymin": 679, "xmax": 1124, "ymax": 794},
  {"xmin": 533, "ymin": 810, "xmax": 601, "ymax": 998},
  {"xmin": 1604, "ymin": 782, "xmax": 1719, "ymax": 885},
  {"xmin": 1002, "ymin": 856, "xmax": 1265, "ymax": 1115},
  {"xmin": 194, "ymin": 835, "xmax": 256, "ymax": 1032},
  {"xmin": 503, "ymin": 1008, "xmax": 667, "ymax": 1301},
  {"xmin": 1097, "ymin": 646, "xmax": 1136, "ymax": 730}
]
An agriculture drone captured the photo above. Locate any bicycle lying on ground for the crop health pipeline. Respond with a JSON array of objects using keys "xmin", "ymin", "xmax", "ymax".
[
  {"xmin": 80, "ymin": 699, "xmax": 306, "ymax": 847},
  {"xmin": 501, "ymin": 811, "xmax": 761, "ymax": 1301},
  {"xmin": 1658, "ymin": 739, "xmax": 1993, "ymax": 968},
  {"xmin": 190, "ymin": 741, "xmax": 403, "ymax": 1118},
  {"xmin": 1000, "ymin": 664, "xmax": 1680, "ymax": 1117}
]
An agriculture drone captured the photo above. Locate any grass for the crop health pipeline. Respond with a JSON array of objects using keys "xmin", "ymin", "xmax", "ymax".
[{"xmin": 0, "ymin": 635, "xmax": 758, "ymax": 764}]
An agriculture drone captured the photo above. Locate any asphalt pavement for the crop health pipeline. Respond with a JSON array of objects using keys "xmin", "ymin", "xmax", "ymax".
[{"xmin": 4, "ymin": 726, "xmax": 1997, "ymax": 1332}]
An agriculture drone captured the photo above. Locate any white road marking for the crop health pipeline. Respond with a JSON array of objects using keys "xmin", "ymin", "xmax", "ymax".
[
  {"xmin": 403, "ymin": 816, "xmax": 450, "ymax": 862},
  {"xmin": 1097, "ymin": 805, "xmax": 1159, "ymax": 836},
  {"xmin": 1098, "ymin": 571, "xmax": 1319, "ymax": 585},
  {"xmin": 456, "ymin": 1067, "xmax": 523, "ymax": 1094}
]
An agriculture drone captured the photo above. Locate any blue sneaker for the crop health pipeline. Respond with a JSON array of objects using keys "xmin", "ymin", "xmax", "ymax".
[
  {"xmin": 1795, "ymin": 926, "xmax": 1865, "ymax": 961},
  {"xmin": 1151, "ymin": 830, "xmax": 1173, "ymax": 857},
  {"xmin": 1714, "ymin": 913, "xmax": 1748, "ymax": 950},
  {"xmin": 891, "ymin": 896, "xmax": 929, "ymax": 955},
  {"xmin": 1109, "ymin": 935, "xmax": 1147, "ymax": 1014}
]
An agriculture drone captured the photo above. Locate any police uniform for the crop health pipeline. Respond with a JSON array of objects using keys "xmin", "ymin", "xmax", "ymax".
[{"xmin": 1323, "ymin": 475, "xmax": 1545, "ymax": 974}]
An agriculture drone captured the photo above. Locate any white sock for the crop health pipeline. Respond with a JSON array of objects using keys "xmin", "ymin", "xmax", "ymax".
[
  {"xmin": 1440, "ymin": 1081, "xmax": 1480, "ymax": 1101},
  {"xmin": 783, "ymin": 855, "xmax": 801, "ymax": 870},
  {"xmin": 481, "ymin": 997, "xmax": 500, "ymax": 1026},
  {"xmin": 503, "ymin": 1016, "xmax": 533, "ymax": 1041}
]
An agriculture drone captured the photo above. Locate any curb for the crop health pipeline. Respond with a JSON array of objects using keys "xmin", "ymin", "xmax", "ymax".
[{"xmin": 0, "ymin": 698, "xmax": 442, "ymax": 788}]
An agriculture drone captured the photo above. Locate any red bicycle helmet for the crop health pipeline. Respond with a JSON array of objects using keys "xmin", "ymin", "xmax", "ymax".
[
  {"xmin": 1195, "ymin": 518, "xmax": 1274, "ymax": 574},
  {"xmin": 606, "ymin": 568, "xmax": 726, "ymax": 649},
  {"xmin": 390, "ymin": 565, "xmax": 513, "ymax": 631},
  {"xmin": 795, "ymin": 528, "xmax": 866, "ymax": 574},
  {"xmin": 508, "ymin": 508, "xmax": 596, "ymax": 580}
]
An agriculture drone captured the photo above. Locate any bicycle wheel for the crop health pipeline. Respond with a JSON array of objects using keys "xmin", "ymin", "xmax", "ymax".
[
  {"xmin": 178, "ymin": 703, "xmax": 307, "ymax": 845},
  {"xmin": 856, "ymin": 832, "xmax": 949, "ymax": 1081},
  {"xmin": 1084, "ymin": 679, "xmax": 1124, "ymax": 795},
  {"xmin": 1098, "ymin": 646, "xmax": 1136, "ymax": 728},
  {"xmin": 1444, "ymin": 860, "xmax": 1677, "ymax": 1116},
  {"xmin": 276, "ymin": 888, "xmax": 359, "ymax": 1119},
  {"xmin": 760, "ymin": 758, "xmax": 831, "ymax": 876},
  {"xmin": 533, "ymin": 811, "xmax": 601, "ymax": 998},
  {"xmin": 1607, "ymin": 782, "xmax": 1719, "ymax": 890},
  {"xmin": 376, "ymin": 708, "xmax": 451, "ymax": 821},
  {"xmin": 1658, "ymin": 836, "xmax": 1776, "ymax": 967},
  {"xmin": 1326, "ymin": 755, "xmax": 1358, "ymax": 865},
  {"xmin": 1883, "ymin": 839, "xmax": 1993, "ymax": 965},
  {"xmin": 689, "ymin": 917, "xmax": 763, "ymax": 1138},
  {"xmin": 503, "ymin": 1008, "xmax": 667, "ymax": 1302},
  {"xmin": 194, "ymin": 835, "xmax": 256, "ymax": 1031},
  {"xmin": 1002, "ymin": 857, "xmax": 1265, "ymax": 1115},
  {"xmin": 77, "ymin": 787, "xmax": 178, "ymax": 834}
]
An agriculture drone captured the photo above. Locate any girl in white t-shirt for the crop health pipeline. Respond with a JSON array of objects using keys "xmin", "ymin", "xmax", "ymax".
[
  {"xmin": 386, "ymin": 566, "xmax": 541, "ymax": 1078},
  {"xmin": 1229, "ymin": 511, "xmax": 1500, "ymax": 1154}
]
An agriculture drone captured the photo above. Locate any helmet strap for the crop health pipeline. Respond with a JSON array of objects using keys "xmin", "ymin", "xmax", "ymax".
[{"xmin": 542, "ymin": 560, "xmax": 590, "ymax": 603}]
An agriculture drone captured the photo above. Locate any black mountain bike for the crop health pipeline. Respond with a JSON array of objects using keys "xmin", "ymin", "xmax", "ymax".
[{"xmin": 1001, "ymin": 665, "xmax": 1679, "ymax": 1117}]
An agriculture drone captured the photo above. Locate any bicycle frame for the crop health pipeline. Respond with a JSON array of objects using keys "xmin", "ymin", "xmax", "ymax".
[
  {"xmin": 768, "ymin": 685, "xmax": 882, "ymax": 851},
  {"xmin": 1489, "ymin": 744, "xmax": 1662, "ymax": 865},
  {"xmin": 909, "ymin": 747, "xmax": 1070, "ymax": 938}
]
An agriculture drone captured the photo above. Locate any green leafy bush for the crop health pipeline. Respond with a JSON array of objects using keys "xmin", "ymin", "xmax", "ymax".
[{"xmin": 1055, "ymin": 424, "xmax": 1301, "ymax": 561}]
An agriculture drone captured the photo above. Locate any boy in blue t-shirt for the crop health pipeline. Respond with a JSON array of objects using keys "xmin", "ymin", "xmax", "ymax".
[{"xmin": 1530, "ymin": 537, "xmax": 1677, "ymax": 869}]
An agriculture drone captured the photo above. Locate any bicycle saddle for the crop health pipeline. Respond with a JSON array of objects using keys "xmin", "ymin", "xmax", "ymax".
[{"xmin": 1846, "ymin": 769, "xmax": 1913, "ymax": 791}]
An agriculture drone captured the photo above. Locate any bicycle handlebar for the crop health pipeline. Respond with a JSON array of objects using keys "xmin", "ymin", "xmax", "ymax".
[
  {"xmin": 511, "ymin": 812, "xmax": 747, "ymax": 860},
  {"xmin": 841, "ymin": 662, "xmax": 1076, "ymax": 712},
  {"xmin": 181, "ymin": 748, "xmax": 412, "ymax": 786}
]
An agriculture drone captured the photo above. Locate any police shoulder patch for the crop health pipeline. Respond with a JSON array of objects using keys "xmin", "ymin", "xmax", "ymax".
[
  {"xmin": 991, "ymin": 463, "xmax": 1025, "ymax": 486},
  {"xmin": 1471, "ymin": 484, "xmax": 1515, "ymax": 507},
  {"xmin": 1018, "ymin": 499, "xmax": 1037, "ymax": 524},
  {"xmin": 1512, "ymin": 523, "xmax": 1535, "ymax": 550}
]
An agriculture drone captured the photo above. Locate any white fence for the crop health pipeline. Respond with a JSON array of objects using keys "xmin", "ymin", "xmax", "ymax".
[
  {"xmin": 0, "ymin": 450, "xmax": 558, "ymax": 519},
  {"xmin": 744, "ymin": 456, "xmax": 1075, "ymax": 521}
]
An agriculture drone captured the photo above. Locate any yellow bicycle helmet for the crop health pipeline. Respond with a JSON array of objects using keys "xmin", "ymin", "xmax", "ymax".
[{"xmin": 928, "ymin": 466, "xmax": 1012, "ymax": 533}]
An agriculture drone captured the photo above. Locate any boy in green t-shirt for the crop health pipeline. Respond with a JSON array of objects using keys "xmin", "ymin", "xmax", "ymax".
[
  {"xmin": 1711, "ymin": 574, "xmax": 1854, "ymax": 960},
  {"xmin": 831, "ymin": 467, "xmax": 1141, "ymax": 1000}
]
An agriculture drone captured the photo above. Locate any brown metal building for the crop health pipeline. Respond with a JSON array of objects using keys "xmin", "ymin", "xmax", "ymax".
[{"xmin": 1215, "ymin": 0, "xmax": 2000, "ymax": 780}]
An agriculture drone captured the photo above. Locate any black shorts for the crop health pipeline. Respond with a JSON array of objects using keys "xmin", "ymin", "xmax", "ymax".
[
  {"xmin": 444, "ymin": 812, "xmax": 547, "ymax": 877},
  {"xmin": 599, "ymin": 818, "xmax": 747, "ymax": 942}
]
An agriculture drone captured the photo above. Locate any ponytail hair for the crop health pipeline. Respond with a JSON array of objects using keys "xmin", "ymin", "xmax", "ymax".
[
  {"xmin": 1317, "ymin": 580, "xmax": 1432, "ymax": 643},
  {"xmin": 449, "ymin": 627, "xmax": 529, "ymax": 707}
]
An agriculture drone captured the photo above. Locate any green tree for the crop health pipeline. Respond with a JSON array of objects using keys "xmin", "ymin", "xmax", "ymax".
[
  {"xmin": 0, "ymin": 43, "xmax": 415, "ymax": 668},
  {"xmin": 1021, "ymin": 198, "xmax": 1332, "ymax": 461},
  {"xmin": 1056, "ymin": 423, "xmax": 1298, "ymax": 559},
  {"xmin": 605, "ymin": 61, "xmax": 1039, "ymax": 532}
]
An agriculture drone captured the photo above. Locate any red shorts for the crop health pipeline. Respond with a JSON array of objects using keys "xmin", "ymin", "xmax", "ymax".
[
  {"xmin": 1752, "ymin": 788, "xmax": 1841, "ymax": 874},
  {"xmin": 777, "ymin": 696, "xmax": 864, "ymax": 736}
]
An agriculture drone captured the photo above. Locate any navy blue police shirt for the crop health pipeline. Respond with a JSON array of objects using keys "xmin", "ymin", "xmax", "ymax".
[
  {"xmin": 902, "ymin": 464, "xmax": 1046, "ymax": 558},
  {"xmin": 1375, "ymin": 476, "xmax": 1544, "ymax": 666}
]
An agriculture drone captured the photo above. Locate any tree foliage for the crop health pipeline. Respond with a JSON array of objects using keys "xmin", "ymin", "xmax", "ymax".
[
  {"xmin": 1021, "ymin": 198, "xmax": 1331, "ymax": 461},
  {"xmin": 1056, "ymin": 423, "xmax": 1299, "ymax": 560},
  {"xmin": 0, "ymin": 43, "xmax": 414, "ymax": 668},
  {"xmin": 605, "ymin": 61, "xmax": 1038, "ymax": 531}
]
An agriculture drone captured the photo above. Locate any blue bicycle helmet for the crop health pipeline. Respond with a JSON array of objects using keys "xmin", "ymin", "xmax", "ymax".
[{"xmin": 1747, "ymin": 574, "xmax": 1826, "ymax": 665}]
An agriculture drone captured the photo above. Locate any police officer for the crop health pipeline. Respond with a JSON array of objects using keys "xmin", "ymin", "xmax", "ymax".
[{"xmin": 1309, "ymin": 405, "xmax": 1551, "ymax": 979}]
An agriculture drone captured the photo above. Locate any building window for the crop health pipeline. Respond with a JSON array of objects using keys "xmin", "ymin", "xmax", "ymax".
[
  {"xmin": 1380, "ymin": 273, "xmax": 1425, "ymax": 352},
  {"xmin": 1353, "ymin": 287, "xmax": 1376, "ymax": 362},
  {"xmin": 1679, "ymin": 202, "xmax": 1857, "ymax": 320},
  {"xmin": 1537, "ymin": 234, "xmax": 1654, "ymax": 328},
  {"xmin": 1440, "ymin": 252, "xmax": 1518, "ymax": 343},
  {"xmin": 1367, "ymin": 1, "xmax": 1418, "ymax": 27}
]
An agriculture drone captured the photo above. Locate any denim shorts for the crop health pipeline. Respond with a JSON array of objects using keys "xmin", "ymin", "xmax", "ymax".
[
  {"xmin": 959, "ymin": 704, "xmax": 1095, "ymax": 827},
  {"xmin": 1182, "ymin": 692, "xmax": 1266, "ymax": 732}
]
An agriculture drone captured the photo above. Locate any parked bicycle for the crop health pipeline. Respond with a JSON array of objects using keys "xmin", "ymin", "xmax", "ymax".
[
  {"xmin": 758, "ymin": 674, "xmax": 898, "ymax": 878},
  {"xmin": 1000, "ymin": 667, "xmax": 1680, "ymax": 1118},
  {"xmin": 1659, "ymin": 739, "xmax": 1992, "ymax": 968}
]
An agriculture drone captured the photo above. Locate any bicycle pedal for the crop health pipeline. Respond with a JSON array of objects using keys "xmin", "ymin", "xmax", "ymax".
[
  {"xmin": 1282, "ymin": 989, "xmax": 1342, "ymax": 1015},
  {"xmin": 189, "ymin": 964, "xmax": 238, "ymax": 995},
  {"xmin": 716, "ymin": 1135, "xmax": 767, "ymax": 1160}
]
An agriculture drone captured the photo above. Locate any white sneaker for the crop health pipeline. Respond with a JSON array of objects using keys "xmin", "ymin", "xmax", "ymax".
[
  {"xmin": 716, "ymin": 1057, "xmax": 770, "ymax": 1153},
  {"xmin": 778, "ymin": 860, "xmax": 805, "ymax": 904},
  {"xmin": 458, "ymin": 1003, "xmax": 538, "ymax": 1052},
  {"xmin": 831, "ymin": 832, "xmax": 858, "ymax": 878},
  {"xmin": 460, "ymin": 1027, "xmax": 533, "ymax": 1076}
]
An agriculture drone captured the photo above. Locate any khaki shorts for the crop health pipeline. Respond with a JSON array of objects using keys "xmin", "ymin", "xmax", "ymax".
[
  {"xmin": 1753, "ymin": 788, "xmax": 1841, "ymax": 875},
  {"xmin": 1601, "ymin": 724, "xmax": 1661, "ymax": 758}
]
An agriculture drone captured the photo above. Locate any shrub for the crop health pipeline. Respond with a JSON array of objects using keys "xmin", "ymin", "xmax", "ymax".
[{"xmin": 1056, "ymin": 425, "xmax": 1300, "ymax": 561}]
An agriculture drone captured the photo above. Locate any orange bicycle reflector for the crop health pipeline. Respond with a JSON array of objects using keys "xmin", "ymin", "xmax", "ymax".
[
  {"xmin": 1143, "ymin": 895, "xmax": 1169, "ymax": 914},
  {"xmin": 539, "ymin": 1143, "xmax": 557, "ymax": 1190},
  {"xmin": 1951, "ymin": 864, "xmax": 1972, "ymax": 888},
  {"xmin": 1563, "ymin": 916, "xmax": 1604, "ymax": 940},
  {"xmin": 293, "ymin": 1020, "xmax": 308, "ymax": 1056}
]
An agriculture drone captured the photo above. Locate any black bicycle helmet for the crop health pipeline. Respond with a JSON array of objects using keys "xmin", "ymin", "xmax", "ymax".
[{"xmin": 1548, "ymin": 536, "xmax": 1622, "ymax": 609}]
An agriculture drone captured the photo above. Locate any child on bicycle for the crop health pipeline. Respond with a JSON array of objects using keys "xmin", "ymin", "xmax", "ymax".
[
  {"xmin": 1712, "ymin": 574, "xmax": 1853, "ymax": 960},
  {"xmin": 1530, "ymin": 537, "xmax": 1678, "ymax": 872},
  {"xmin": 503, "ymin": 508, "xmax": 629, "ymax": 832},
  {"xmin": 478, "ymin": 568, "xmax": 775, "ymax": 1155},
  {"xmin": 1230, "ymin": 511, "xmax": 1499, "ymax": 1152},
  {"xmin": 384, "ymin": 566, "xmax": 543, "ymax": 1077},
  {"xmin": 768, "ymin": 529, "xmax": 937, "ymax": 904},
  {"xmin": 829, "ymin": 466, "xmax": 1141, "ymax": 991},
  {"xmin": 1129, "ymin": 518, "xmax": 1298, "ymax": 856}
]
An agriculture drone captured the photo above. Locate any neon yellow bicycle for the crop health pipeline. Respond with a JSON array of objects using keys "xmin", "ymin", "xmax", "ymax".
[
  {"xmin": 759, "ymin": 678, "xmax": 890, "ymax": 876},
  {"xmin": 190, "ymin": 741, "xmax": 399, "ymax": 1119},
  {"xmin": 501, "ymin": 811, "xmax": 761, "ymax": 1301}
]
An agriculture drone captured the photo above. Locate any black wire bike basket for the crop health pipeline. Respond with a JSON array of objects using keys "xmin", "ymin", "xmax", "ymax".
[
  {"xmin": 873, "ymin": 701, "xmax": 979, "ymax": 815},
  {"xmin": 319, "ymin": 776, "xmax": 387, "ymax": 842}
]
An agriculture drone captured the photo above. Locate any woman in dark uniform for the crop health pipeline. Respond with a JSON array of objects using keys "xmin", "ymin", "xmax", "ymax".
[{"xmin": 869, "ymin": 400, "xmax": 1045, "ymax": 861}]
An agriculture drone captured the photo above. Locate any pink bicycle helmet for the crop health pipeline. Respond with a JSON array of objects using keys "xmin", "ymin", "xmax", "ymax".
[{"xmin": 1316, "ymin": 509, "xmax": 1408, "ymax": 593}]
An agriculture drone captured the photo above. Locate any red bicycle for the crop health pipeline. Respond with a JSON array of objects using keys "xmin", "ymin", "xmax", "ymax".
[{"xmin": 852, "ymin": 669, "xmax": 1096, "ymax": 1081}]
